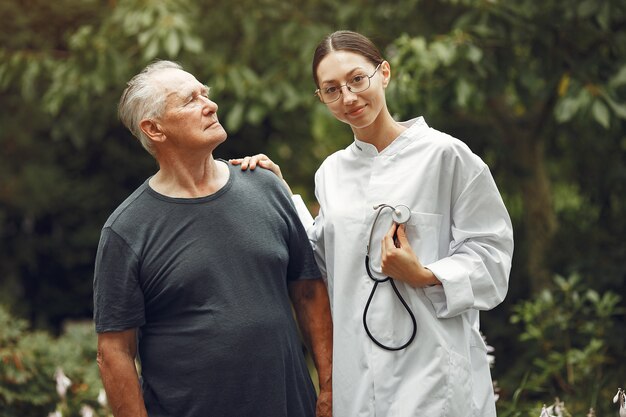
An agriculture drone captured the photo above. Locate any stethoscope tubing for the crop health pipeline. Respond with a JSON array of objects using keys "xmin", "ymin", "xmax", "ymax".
[
  {"xmin": 363, "ymin": 256, "xmax": 417, "ymax": 351},
  {"xmin": 363, "ymin": 204, "xmax": 417, "ymax": 351}
]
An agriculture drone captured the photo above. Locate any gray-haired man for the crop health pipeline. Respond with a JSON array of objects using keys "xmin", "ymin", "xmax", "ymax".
[{"xmin": 93, "ymin": 61, "xmax": 332, "ymax": 417}]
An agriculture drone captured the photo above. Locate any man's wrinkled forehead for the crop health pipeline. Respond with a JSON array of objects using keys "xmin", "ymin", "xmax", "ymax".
[
  {"xmin": 150, "ymin": 68, "xmax": 194, "ymax": 98},
  {"xmin": 150, "ymin": 68, "xmax": 211, "ymax": 111}
]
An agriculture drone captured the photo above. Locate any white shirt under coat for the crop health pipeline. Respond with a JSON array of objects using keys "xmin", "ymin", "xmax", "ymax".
[{"xmin": 292, "ymin": 117, "xmax": 514, "ymax": 417}]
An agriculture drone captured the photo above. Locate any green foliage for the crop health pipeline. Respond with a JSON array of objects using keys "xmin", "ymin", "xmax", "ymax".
[
  {"xmin": 501, "ymin": 275, "xmax": 624, "ymax": 416},
  {"xmin": 0, "ymin": 0, "xmax": 625, "ymax": 414},
  {"xmin": 0, "ymin": 305, "xmax": 109, "ymax": 416},
  {"xmin": 0, "ymin": 0, "xmax": 459, "ymax": 326},
  {"xmin": 386, "ymin": 0, "xmax": 626, "ymax": 297}
]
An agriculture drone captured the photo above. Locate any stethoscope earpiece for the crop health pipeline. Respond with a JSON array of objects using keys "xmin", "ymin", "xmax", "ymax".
[{"xmin": 372, "ymin": 204, "xmax": 411, "ymax": 224}]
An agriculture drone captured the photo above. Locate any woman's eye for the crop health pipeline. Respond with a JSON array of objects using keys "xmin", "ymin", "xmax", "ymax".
[
  {"xmin": 352, "ymin": 75, "xmax": 365, "ymax": 83},
  {"xmin": 324, "ymin": 86, "xmax": 338, "ymax": 94}
]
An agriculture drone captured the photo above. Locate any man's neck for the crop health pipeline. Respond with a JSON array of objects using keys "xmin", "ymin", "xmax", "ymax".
[{"xmin": 149, "ymin": 154, "xmax": 230, "ymax": 198}]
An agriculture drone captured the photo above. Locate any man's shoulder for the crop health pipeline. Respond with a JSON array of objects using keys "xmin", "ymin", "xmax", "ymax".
[
  {"xmin": 103, "ymin": 180, "xmax": 151, "ymax": 229},
  {"xmin": 231, "ymin": 163, "xmax": 286, "ymax": 194}
]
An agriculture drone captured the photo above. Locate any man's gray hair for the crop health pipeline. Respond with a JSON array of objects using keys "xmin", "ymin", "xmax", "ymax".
[{"xmin": 118, "ymin": 60, "xmax": 183, "ymax": 156}]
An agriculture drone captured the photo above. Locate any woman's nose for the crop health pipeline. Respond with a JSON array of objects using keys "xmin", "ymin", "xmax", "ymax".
[{"xmin": 341, "ymin": 85, "xmax": 357, "ymax": 104}]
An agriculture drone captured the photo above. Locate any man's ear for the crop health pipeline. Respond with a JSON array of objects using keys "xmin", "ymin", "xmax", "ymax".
[{"xmin": 139, "ymin": 119, "xmax": 166, "ymax": 143}]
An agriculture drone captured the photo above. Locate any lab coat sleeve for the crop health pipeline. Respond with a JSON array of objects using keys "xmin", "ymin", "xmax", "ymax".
[
  {"xmin": 291, "ymin": 195, "xmax": 327, "ymax": 279},
  {"xmin": 423, "ymin": 167, "xmax": 513, "ymax": 318}
]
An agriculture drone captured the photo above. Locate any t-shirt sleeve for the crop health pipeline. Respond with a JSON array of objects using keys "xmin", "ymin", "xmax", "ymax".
[
  {"xmin": 93, "ymin": 227, "xmax": 146, "ymax": 333},
  {"xmin": 272, "ymin": 184, "xmax": 322, "ymax": 282}
]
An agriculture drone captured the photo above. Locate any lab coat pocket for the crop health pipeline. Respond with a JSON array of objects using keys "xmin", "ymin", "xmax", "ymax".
[
  {"xmin": 444, "ymin": 349, "xmax": 473, "ymax": 417},
  {"xmin": 405, "ymin": 212, "xmax": 442, "ymax": 265}
]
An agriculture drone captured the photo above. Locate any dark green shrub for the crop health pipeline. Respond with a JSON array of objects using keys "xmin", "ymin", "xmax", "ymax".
[
  {"xmin": 500, "ymin": 274, "xmax": 625, "ymax": 416},
  {"xmin": 0, "ymin": 305, "xmax": 110, "ymax": 416}
]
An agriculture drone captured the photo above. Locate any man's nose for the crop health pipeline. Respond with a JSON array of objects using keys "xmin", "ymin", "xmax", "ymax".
[{"xmin": 201, "ymin": 96, "xmax": 218, "ymax": 113}]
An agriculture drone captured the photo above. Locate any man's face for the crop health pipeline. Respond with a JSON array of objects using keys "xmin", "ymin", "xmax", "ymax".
[{"xmin": 155, "ymin": 69, "xmax": 227, "ymax": 151}]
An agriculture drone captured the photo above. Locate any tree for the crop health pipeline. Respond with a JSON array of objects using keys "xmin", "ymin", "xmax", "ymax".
[
  {"xmin": 1, "ymin": 0, "xmax": 625, "ymax": 413},
  {"xmin": 387, "ymin": 0, "xmax": 626, "ymax": 294},
  {"xmin": 0, "ymin": 0, "xmax": 455, "ymax": 327}
]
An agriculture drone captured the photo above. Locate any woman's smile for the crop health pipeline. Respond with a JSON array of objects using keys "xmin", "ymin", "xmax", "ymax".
[{"xmin": 346, "ymin": 105, "xmax": 366, "ymax": 117}]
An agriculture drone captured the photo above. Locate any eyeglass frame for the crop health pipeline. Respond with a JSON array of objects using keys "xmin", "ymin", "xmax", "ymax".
[{"xmin": 314, "ymin": 62, "xmax": 383, "ymax": 104}]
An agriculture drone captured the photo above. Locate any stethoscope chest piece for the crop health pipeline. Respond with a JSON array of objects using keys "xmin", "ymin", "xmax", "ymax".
[{"xmin": 390, "ymin": 204, "xmax": 411, "ymax": 224}]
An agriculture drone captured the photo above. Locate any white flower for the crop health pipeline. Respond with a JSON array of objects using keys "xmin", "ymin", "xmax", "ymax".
[
  {"xmin": 615, "ymin": 387, "xmax": 624, "ymax": 404},
  {"xmin": 48, "ymin": 411, "xmax": 62, "ymax": 417},
  {"xmin": 97, "ymin": 388, "xmax": 108, "ymax": 407},
  {"xmin": 492, "ymin": 380, "xmax": 500, "ymax": 403},
  {"xmin": 539, "ymin": 404, "xmax": 553, "ymax": 417},
  {"xmin": 614, "ymin": 388, "xmax": 626, "ymax": 417},
  {"xmin": 551, "ymin": 398, "xmax": 566, "ymax": 417},
  {"xmin": 54, "ymin": 368, "xmax": 72, "ymax": 399},
  {"xmin": 80, "ymin": 405, "xmax": 95, "ymax": 417}
]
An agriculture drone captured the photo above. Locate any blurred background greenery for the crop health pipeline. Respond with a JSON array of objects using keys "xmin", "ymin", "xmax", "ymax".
[{"xmin": 0, "ymin": 0, "xmax": 624, "ymax": 415}]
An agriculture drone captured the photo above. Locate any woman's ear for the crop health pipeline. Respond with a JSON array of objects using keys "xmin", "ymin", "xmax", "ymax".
[
  {"xmin": 139, "ymin": 119, "xmax": 166, "ymax": 143},
  {"xmin": 381, "ymin": 60, "xmax": 391, "ymax": 88}
]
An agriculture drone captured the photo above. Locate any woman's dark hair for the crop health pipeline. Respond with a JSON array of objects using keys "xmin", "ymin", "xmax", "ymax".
[{"xmin": 312, "ymin": 30, "xmax": 384, "ymax": 87}]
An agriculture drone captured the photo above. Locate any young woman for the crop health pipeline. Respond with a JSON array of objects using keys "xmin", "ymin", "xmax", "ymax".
[{"xmin": 233, "ymin": 30, "xmax": 513, "ymax": 417}]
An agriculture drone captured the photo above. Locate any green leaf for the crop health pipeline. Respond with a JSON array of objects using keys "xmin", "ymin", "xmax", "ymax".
[
  {"xmin": 602, "ymin": 94, "xmax": 626, "ymax": 119},
  {"xmin": 609, "ymin": 65, "xmax": 626, "ymax": 88},
  {"xmin": 591, "ymin": 100, "xmax": 610, "ymax": 129},
  {"xmin": 225, "ymin": 102, "xmax": 244, "ymax": 132},
  {"xmin": 577, "ymin": 0, "xmax": 598, "ymax": 18},
  {"xmin": 554, "ymin": 97, "xmax": 579, "ymax": 123},
  {"xmin": 465, "ymin": 44, "xmax": 482, "ymax": 63},
  {"xmin": 246, "ymin": 104, "xmax": 266, "ymax": 125},
  {"xmin": 596, "ymin": 1, "xmax": 611, "ymax": 30},
  {"xmin": 183, "ymin": 35, "xmax": 202, "ymax": 53},
  {"xmin": 455, "ymin": 78, "xmax": 472, "ymax": 108},
  {"xmin": 144, "ymin": 37, "xmax": 160, "ymax": 61},
  {"xmin": 164, "ymin": 30, "xmax": 181, "ymax": 57}
]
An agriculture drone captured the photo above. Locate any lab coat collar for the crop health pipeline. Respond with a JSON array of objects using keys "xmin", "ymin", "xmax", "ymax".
[{"xmin": 351, "ymin": 117, "xmax": 429, "ymax": 157}]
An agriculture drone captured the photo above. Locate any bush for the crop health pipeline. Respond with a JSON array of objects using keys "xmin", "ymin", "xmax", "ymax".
[
  {"xmin": 499, "ymin": 274, "xmax": 625, "ymax": 416},
  {"xmin": 0, "ymin": 305, "xmax": 110, "ymax": 417}
]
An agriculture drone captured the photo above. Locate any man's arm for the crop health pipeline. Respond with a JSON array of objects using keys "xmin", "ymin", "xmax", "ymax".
[
  {"xmin": 97, "ymin": 329, "xmax": 148, "ymax": 417},
  {"xmin": 288, "ymin": 278, "xmax": 333, "ymax": 417}
]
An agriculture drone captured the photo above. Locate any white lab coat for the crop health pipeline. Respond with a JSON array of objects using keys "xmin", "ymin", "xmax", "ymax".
[{"xmin": 292, "ymin": 117, "xmax": 513, "ymax": 417}]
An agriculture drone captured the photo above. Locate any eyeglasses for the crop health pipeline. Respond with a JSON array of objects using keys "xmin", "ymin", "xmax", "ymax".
[{"xmin": 314, "ymin": 63, "xmax": 382, "ymax": 104}]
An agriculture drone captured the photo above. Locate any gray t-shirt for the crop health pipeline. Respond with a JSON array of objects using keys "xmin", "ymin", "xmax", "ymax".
[{"xmin": 93, "ymin": 161, "xmax": 320, "ymax": 417}]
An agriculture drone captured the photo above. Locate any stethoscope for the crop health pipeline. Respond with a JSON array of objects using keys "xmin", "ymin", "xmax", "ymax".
[{"xmin": 363, "ymin": 203, "xmax": 417, "ymax": 351}]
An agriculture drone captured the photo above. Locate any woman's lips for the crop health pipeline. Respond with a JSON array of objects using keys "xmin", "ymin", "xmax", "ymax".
[{"xmin": 346, "ymin": 106, "xmax": 366, "ymax": 117}]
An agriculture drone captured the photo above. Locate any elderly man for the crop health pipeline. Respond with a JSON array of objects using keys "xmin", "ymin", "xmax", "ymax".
[{"xmin": 93, "ymin": 61, "xmax": 332, "ymax": 417}]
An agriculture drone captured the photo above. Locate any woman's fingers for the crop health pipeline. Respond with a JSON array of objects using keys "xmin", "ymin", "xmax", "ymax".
[{"xmin": 229, "ymin": 153, "xmax": 269, "ymax": 170}]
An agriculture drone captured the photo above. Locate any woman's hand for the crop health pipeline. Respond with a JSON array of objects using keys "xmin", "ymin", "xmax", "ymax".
[
  {"xmin": 229, "ymin": 154, "xmax": 282, "ymax": 177},
  {"xmin": 229, "ymin": 154, "xmax": 292, "ymax": 194},
  {"xmin": 381, "ymin": 223, "xmax": 440, "ymax": 287}
]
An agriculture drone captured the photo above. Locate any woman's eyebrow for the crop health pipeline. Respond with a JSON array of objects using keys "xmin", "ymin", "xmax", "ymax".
[{"xmin": 320, "ymin": 67, "xmax": 367, "ymax": 85}]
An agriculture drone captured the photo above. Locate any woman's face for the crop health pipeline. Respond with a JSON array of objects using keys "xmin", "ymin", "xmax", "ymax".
[{"xmin": 315, "ymin": 50, "xmax": 390, "ymax": 133}]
